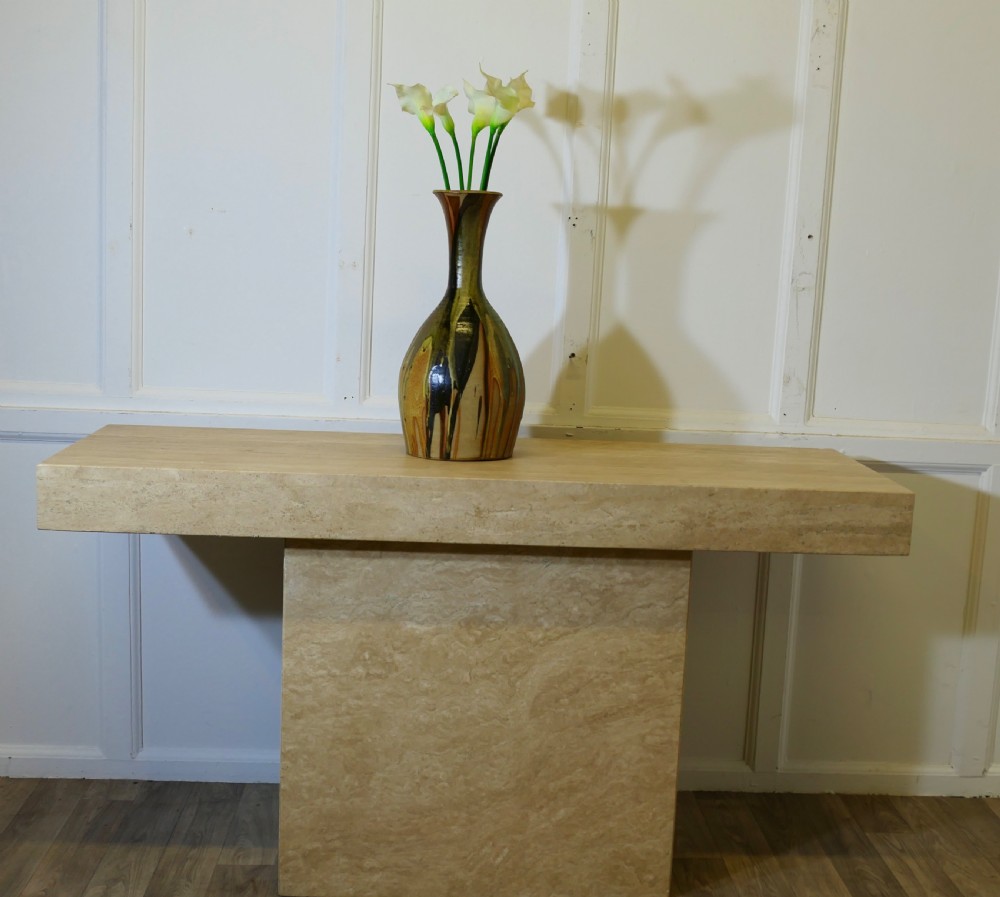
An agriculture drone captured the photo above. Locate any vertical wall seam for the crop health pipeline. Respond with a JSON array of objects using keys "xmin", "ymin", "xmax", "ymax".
[
  {"xmin": 129, "ymin": 0, "xmax": 146, "ymax": 395},
  {"xmin": 128, "ymin": 533, "xmax": 144, "ymax": 757},
  {"xmin": 358, "ymin": 0, "xmax": 384, "ymax": 404},
  {"xmin": 980, "ymin": 263, "xmax": 1000, "ymax": 433},
  {"xmin": 742, "ymin": 553, "xmax": 772, "ymax": 767},
  {"xmin": 951, "ymin": 466, "xmax": 1000, "ymax": 775},
  {"xmin": 802, "ymin": 0, "xmax": 848, "ymax": 424},
  {"xmin": 580, "ymin": 0, "xmax": 619, "ymax": 416},
  {"xmin": 97, "ymin": 0, "xmax": 109, "ymax": 393},
  {"xmin": 776, "ymin": 555, "xmax": 805, "ymax": 770},
  {"xmin": 772, "ymin": 0, "xmax": 849, "ymax": 428}
]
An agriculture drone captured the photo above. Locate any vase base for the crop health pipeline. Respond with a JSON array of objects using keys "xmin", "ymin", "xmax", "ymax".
[{"xmin": 404, "ymin": 448, "xmax": 516, "ymax": 462}]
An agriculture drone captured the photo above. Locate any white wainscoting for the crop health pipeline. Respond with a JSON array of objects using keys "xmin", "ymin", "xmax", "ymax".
[{"xmin": 2, "ymin": 0, "xmax": 1000, "ymax": 794}]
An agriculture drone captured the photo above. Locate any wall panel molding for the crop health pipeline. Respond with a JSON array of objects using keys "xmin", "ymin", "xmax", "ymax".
[
  {"xmin": 544, "ymin": 0, "xmax": 616, "ymax": 422},
  {"xmin": 771, "ymin": 464, "xmax": 987, "ymax": 780},
  {"xmin": 741, "ymin": 554, "xmax": 772, "ymax": 766},
  {"xmin": 955, "ymin": 466, "xmax": 1000, "ymax": 775},
  {"xmin": 325, "ymin": 0, "xmax": 377, "ymax": 413},
  {"xmin": 772, "ymin": 0, "xmax": 847, "ymax": 428},
  {"xmin": 130, "ymin": 0, "xmax": 146, "ymax": 396},
  {"xmin": 808, "ymin": 417, "xmax": 998, "ymax": 442},
  {"xmin": 582, "ymin": 406, "xmax": 775, "ymax": 433},
  {"xmin": 576, "ymin": 0, "xmax": 620, "ymax": 421},
  {"xmin": 0, "ymin": 430, "xmax": 86, "ymax": 446},
  {"xmin": 0, "ymin": 746, "xmax": 106, "ymax": 779},
  {"xmin": 127, "ymin": 534, "xmax": 143, "ymax": 758},
  {"xmin": 358, "ymin": 0, "xmax": 385, "ymax": 406},
  {"xmin": 980, "ymin": 269, "xmax": 1000, "ymax": 433}
]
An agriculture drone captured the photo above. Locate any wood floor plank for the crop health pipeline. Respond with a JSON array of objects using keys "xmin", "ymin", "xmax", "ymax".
[
  {"xmin": 0, "ymin": 778, "xmax": 88, "ymax": 897},
  {"xmin": 217, "ymin": 783, "xmax": 278, "ymax": 867},
  {"xmin": 0, "ymin": 778, "xmax": 40, "ymax": 836},
  {"xmin": 840, "ymin": 794, "xmax": 911, "ymax": 835},
  {"xmin": 694, "ymin": 792, "xmax": 791, "ymax": 897},
  {"xmin": 80, "ymin": 780, "xmax": 196, "ymax": 897},
  {"xmin": 891, "ymin": 795, "xmax": 1000, "ymax": 897},
  {"xmin": 143, "ymin": 782, "xmax": 243, "ymax": 897},
  {"xmin": 674, "ymin": 791, "xmax": 720, "ymax": 858},
  {"xmin": 745, "ymin": 793, "xmax": 854, "ymax": 897},
  {"xmin": 18, "ymin": 792, "xmax": 132, "ymax": 897},
  {"xmin": 925, "ymin": 796, "xmax": 1000, "ymax": 876},
  {"xmin": 670, "ymin": 857, "xmax": 732, "ymax": 896},
  {"xmin": 3, "ymin": 779, "xmax": 1000, "ymax": 897},
  {"xmin": 206, "ymin": 863, "xmax": 279, "ymax": 897},
  {"xmin": 816, "ymin": 795, "xmax": 910, "ymax": 897},
  {"xmin": 869, "ymin": 831, "xmax": 965, "ymax": 897}
]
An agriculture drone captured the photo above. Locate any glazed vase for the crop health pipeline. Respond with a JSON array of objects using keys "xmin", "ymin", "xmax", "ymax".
[{"xmin": 398, "ymin": 190, "xmax": 525, "ymax": 461}]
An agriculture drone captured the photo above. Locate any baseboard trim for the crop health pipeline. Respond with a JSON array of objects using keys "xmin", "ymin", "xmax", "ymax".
[
  {"xmin": 679, "ymin": 766, "xmax": 1000, "ymax": 797},
  {"xmin": 0, "ymin": 746, "xmax": 278, "ymax": 783},
  {"xmin": 4, "ymin": 750, "xmax": 997, "ymax": 794}
]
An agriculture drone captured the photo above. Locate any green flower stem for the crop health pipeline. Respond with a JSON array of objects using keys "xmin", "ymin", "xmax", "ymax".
[
  {"xmin": 480, "ymin": 122, "xmax": 507, "ymax": 190},
  {"xmin": 467, "ymin": 128, "xmax": 482, "ymax": 192},
  {"xmin": 448, "ymin": 130, "xmax": 465, "ymax": 190},
  {"xmin": 428, "ymin": 129, "xmax": 451, "ymax": 190}
]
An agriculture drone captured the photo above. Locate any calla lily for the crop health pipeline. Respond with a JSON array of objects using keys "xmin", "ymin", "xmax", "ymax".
[
  {"xmin": 507, "ymin": 71, "xmax": 534, "ymax": 113},
  {"xmin": 473, "ymin": 69, "xmax": 534, "ymax": 188},
  {"xmin": 391, "ymin": 82, "xmax": 457, "ymax": 189},
  {"xmin": 464, "ymin": 80, "xmax": 498, "ymax": 135},
  {"xmin": 432, "ymin": 86, "xmax": 459, "ymax": 134},
  {"xmin": 392, "ymin": 83, "xmax": 459, "ymax": 132},
  {"xmin": 479, "ymin": 67, "xmax": 534, "ymax": 126},
  {"xmin": 392, "ymin": 69, "xmax": 533, "ymax": 191},
  {"xmin": 392, "ymin": 82, "xmax": 436, "ymax": 131}
]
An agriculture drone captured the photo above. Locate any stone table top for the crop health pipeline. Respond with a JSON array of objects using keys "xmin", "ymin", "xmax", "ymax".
[{"xmin": 36, "ymin": 425, "xmax": 913, "ymax": 554}]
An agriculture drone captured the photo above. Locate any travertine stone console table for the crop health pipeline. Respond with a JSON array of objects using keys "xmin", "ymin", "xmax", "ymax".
[{"xmin": 37, "ymin": 426, "xmax": 913, "ymax": 897}]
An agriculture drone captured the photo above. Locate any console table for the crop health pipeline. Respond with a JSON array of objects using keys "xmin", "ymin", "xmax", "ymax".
[{"xmin": 36, "ymin": 425, "xmax": 913, "ymax": 897}]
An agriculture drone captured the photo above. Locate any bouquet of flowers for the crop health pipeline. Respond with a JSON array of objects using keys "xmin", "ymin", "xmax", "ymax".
[{"xmin": 392, "ymin": 67, "xmax": 534, "ymax": 191}]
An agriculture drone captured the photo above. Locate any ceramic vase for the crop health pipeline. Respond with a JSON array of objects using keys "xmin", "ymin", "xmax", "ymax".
[{"xmin": 398, "ymin": 190, "xmax": 525, "ymax": 461}]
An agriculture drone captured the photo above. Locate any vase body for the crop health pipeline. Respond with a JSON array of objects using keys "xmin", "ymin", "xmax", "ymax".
[{"xmin": 398, "ymin": 191, "xmax": 525, "ymax": 461}]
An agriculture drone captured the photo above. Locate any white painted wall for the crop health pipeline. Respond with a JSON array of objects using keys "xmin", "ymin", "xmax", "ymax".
[{"xmin": 2, "ymin": 0, "xmax": 999, "ymax": 794}]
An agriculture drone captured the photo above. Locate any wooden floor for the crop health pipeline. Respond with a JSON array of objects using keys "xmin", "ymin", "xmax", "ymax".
[{"xmin": 2, "ymin": 779, "xmax": 999, "ymax": 896}]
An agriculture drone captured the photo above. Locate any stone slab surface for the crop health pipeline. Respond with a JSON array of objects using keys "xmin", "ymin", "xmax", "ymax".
[
  {"xmin": 278, "ymin": 541, "xmax": 692, "ymax": 897},
  {"xmin": 37, "ymin": 425, "xmax": 913, "ymax": 554}
]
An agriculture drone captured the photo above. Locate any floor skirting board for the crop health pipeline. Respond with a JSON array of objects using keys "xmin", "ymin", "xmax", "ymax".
[
  {"xmin": 0, "ymin": 749, "xmax": 279, "ymax": 783},
  {"xmin": 4, "ymin": 750, "xmax": 1000, "ymax": 797},
  {"xmin": 679, "ymin": 766, "xmax": 1000, "ymax": 798}
]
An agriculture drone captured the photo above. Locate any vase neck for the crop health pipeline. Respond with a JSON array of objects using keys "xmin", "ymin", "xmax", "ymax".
[{"xmin": 436, "ymin": 191, "xmax": 501, "ymax": 295}]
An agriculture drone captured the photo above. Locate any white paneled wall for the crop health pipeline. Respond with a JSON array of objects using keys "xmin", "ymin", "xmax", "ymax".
[
  {"xmin": 813, "ymin": 2, "xmax": 1000, "ymax": 432},
  {"xmin": 788, "ymin": 472, "xmax": 981, "ymax": 769},
  {"xmin": 0, "ymin": 3, "xmax": 102, "ymax": 390},
  {"xmin": 0, "ymin": 441, "xmax": 103, "ymax": 755},
  {"xmin": 2, "ymin": 0, "xmax": 1000, "ymax": 795},
  {"xmin": 141, "ymin": 1, "xmax": 337, "ymax": 400}
]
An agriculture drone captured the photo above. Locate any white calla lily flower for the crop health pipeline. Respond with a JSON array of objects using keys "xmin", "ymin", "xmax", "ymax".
[
  {"xmin": 507, "ymin": 72, "xmax": 535, "ymax": 113},
  {"xmin": 464, "ymin": 80, "xmax": 497, "ymax": 135},
  {"xmin": 392, "ymin": 82, "xmax": 436, "ymax": 131},
  {"xmin": 432, "ymin": 87, "xmax": 459, "ymax": 129},
  {"xmin": 392, "ymin": 69, "xmax": 533, "ymax": 190},
  {"xmin": 479, "ymin": 67, "xmax": 534, "ymax": 126}
]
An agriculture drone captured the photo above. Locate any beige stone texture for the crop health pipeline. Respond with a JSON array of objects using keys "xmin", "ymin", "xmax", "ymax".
[
  {"xmin": 36, "ymin": 425, "xmax": 917, "ymax": 897},
  {"xmin": 37, "ymin": 425, "xmax": 913, "ymax": 555},
  {"xmin": 278, "ymin": 542, "xmax": 692, "ymax": 897}
]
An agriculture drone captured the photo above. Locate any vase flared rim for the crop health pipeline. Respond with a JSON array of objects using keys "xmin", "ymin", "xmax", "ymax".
[{"xmin": 433, "ymin": 189, "xmax": 502, "ymax": 197}]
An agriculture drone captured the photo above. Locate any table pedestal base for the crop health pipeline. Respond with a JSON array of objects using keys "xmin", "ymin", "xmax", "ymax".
[{"xmin": 278, "ymin": 540, "xmax": 692, "ymax": 897}]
